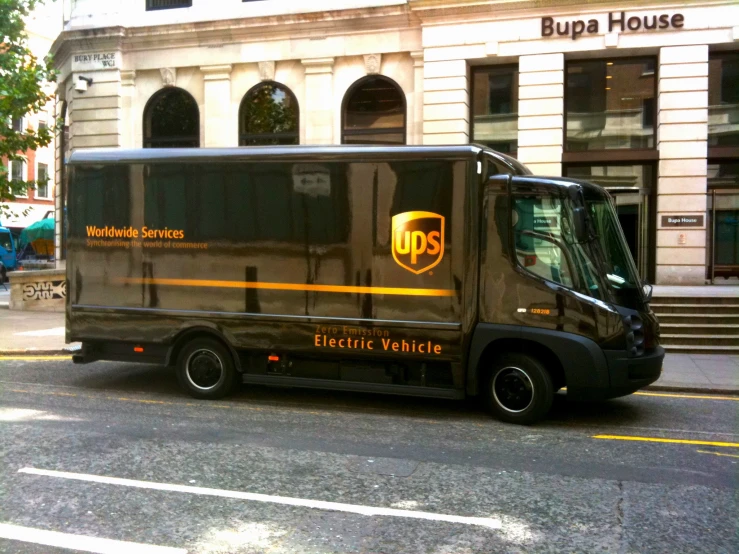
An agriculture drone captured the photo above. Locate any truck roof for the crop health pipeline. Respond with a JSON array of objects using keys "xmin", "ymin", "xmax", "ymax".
[
  {"xmin": 506, "ymin": 174, "xmax": 611, "ymax": 198},
  {"xmin": 68, "ymin": 145, "xmax": 487, "ymax": 165}
]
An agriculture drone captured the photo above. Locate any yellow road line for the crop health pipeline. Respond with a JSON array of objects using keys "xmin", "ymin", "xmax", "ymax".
[
  {"xmin": 696, "ymin": 450, "xmax": 739, "ymax": 459},
  {"xmin": 634, "ymin": 391, "xmax": 739, "ymax": 401},
  {"xmin": 593, "ymin": 434, "xmax": 739, "ymax": 448},
  {"xmin": 0, "ymin": 356, "xmax": 72, "ymax": 361}
]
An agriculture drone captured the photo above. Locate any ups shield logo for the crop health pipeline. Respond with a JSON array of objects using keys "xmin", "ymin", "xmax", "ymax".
[{"xmin": 392, "ymin": 211, "xmax": 445, "ymax": 275}]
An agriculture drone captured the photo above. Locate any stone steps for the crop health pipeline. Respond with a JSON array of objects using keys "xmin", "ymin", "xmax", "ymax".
[{"xmin": 652, "ymin": 294, "xmax": 739, "ymax": 354}]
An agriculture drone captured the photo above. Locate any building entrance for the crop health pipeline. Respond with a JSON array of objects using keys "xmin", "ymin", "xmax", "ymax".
[{"xmin": 708, "ymin": 188, "xmax": 739, "ymax": 283}]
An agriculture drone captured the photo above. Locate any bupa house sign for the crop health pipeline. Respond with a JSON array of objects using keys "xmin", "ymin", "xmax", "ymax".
[{"xmin": 542, "ymin": 11, "xmax": 685, "ymax": 40}]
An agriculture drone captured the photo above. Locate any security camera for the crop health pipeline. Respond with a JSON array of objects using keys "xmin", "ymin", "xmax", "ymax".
[{"xmin": 75, "ymin": 76, "xmax": 93, "ymax": 93}]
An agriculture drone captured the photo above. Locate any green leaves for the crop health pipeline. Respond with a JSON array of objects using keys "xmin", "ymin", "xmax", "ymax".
[{"xmin": 0, "ymin": 0, "xmax": 59, "ymax": 207}]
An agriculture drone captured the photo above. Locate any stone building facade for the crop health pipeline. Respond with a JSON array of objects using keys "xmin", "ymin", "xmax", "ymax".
[{"xmin": 51, "ymin": 0, "xmax": 739, "ymax": 286}]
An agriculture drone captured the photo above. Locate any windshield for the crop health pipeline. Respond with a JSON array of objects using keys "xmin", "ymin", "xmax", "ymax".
[
  {"xmin": 0, "ymin": 231, "xmax": 12, "ymax": 252},
  {"xmin": 584, "ymin": 190, "xmax": 644, "ymax": 306}
]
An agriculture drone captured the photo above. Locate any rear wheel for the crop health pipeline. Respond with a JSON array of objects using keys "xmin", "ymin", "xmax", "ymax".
[
  {"xmin": 483, "ymin": 353, "xmax": 554, "ymax": 425},
  {"xmin": 176, "ymin": 338, "xmax": 238, "ymax": 399}
]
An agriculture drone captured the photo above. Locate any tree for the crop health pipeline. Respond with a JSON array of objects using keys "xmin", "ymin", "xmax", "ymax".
[{"xmin": 0, "ymin": 0, "xmax": 57, "ymax": 211}]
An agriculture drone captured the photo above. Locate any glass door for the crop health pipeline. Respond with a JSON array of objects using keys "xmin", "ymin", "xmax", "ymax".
[
  {"xmin": 709, "ymin": 189, "xmax": 739, "ymax": 283},
  {"xmin": 608, "ymin": 188, "xmax": 651, "ymax": 282}
]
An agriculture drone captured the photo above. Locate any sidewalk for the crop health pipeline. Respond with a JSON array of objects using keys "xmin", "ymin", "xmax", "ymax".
[
  {"xmin": 0, "ymin": 306, "xmax": 77, "ymax": 354},
  {"xmin": 0, "ymin": 306, "xmax": 737, "ymax": 393}
]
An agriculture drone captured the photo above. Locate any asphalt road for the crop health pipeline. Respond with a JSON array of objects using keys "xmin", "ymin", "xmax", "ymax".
[{"xmin": 0, "ymin": 356, "xmax": 737, "ymax": 554}]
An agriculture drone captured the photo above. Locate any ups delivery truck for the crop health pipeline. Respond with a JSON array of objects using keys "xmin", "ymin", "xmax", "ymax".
[{"xmin": 67, "ymin": 145, "xmax": 663, "ymax": 424}]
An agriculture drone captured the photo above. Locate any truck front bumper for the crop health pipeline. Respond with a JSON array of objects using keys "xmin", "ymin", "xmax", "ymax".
[
  {"xmin": 566, "ymin": 346, "xmax": 664, "ymax": 401},
  {"xmin": 602, "ymin": 346, "xmax": 665, "ymax": 399}
]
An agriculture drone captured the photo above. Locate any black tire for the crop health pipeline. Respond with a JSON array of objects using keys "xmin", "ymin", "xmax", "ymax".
[
  {"xmin": 483, "ymin": 353, "xmax": 554, "ymax": 425},
  {"xmin": 176, "ymin": 338, "xmax": 238, "ymax": 400},
  {"xmin": 0, "ymin": 265, "xmax": 6, "ymax": 284}
]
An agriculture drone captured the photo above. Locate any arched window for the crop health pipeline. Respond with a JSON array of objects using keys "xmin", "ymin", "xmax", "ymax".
[
  {"xmin": 239, "ymin": 82, "xmax": 299, "ymax": 146},
  {"xmin": 143, "ymin": 87, "xmax": 199, "ymax": 148},
  {"xmin": 342, "ymin": 76, "xmax": 406, "ymax": 145}
]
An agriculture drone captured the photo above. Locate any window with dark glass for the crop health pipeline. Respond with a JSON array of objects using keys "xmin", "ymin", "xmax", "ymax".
[
  {"xmin": 239, "ymin": 82, "xmax": 299, "ymax": 146},
  {"xmin": 0, "ymin": 231, "xmax": 12, "ymax": 252},
  {"xmin": 36, "ymin": 163, "xmax": 49, "ymax": 198},
  {"xmin": 566, "ymin": 58, "xmax": 656, "ymax": 152},
  {"xmin": 146, "ymin": 0, "xmax": 192, "ymax": 10},
  {"xmin": 143, "ymin": 87, "xmax": 199, "ymax": 148},
  {"xmin": 342, "ymin": 76, "xmax": 405, "ymax": 145},
  {"xmin": 11, "ymin": 117, "xmax": 23, "ymax": 132},
  {"xmin": 471, "ymin": 65, "xmax": 519, "ymax": 156},
  {"xmin": 708, "ymin": 52, "xmax": 739, "ymax": 149}
]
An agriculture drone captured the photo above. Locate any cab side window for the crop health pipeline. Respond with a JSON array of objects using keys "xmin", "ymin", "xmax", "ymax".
[{"xmin": 512, "ymin": 195, "xmax": 574, "ymax": 288}]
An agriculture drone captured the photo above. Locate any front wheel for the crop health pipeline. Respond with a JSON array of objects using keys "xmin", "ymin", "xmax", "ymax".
[
  {"xmin": 176, "ymin": 338, "xmax": 238, "ymax": 400},
  {"xmin": 483, "ymin": 353, "xmax": 554, "ymax": 425}
]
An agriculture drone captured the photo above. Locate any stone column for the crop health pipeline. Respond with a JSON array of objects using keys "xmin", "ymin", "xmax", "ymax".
[
  {"xmin": 69, "ymin": 69, "xmax": 123, "ymax": 150},
  {"xmin": 200, "ymin": 65, "xmax": 234, "ymax": 147},
  {"xmin": 517, "ymin": 54, "xmax": 564, "ymax": 176},
  {"xmin": 422, "ymin": 59, "xmax": 468, "ymax": 144},
  {"xmin": 656, "ymin": 45, "xmax": 709, "ymax": 285},
  {"xmin": 410, "ymin": 51, "xmax": 424, "ymax": 145},
  {"xmin": 120, "ymin": 70, "xmax": 136, "ymax": 148},
  {"xmin": 301, "ymin": 58, "xmax": 335, "ymax": 145}
]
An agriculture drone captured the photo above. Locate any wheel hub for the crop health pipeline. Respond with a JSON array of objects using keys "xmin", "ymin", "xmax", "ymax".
[
  {"xmin": 186, "ymin": 350, "xmax": 223, "ymax": 391},
  {"xmin": 493, "ymin": 367, "xmax": 534, "ymax": 413}
]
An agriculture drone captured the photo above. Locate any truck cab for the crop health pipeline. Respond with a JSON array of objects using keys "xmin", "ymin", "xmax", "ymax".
[{"xmin": 0, "ymin": 225, "xmax": 16, "ymax": 282}]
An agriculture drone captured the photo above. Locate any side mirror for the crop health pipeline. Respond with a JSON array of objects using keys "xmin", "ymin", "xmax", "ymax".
[
  {"xmin": 572, "ymin": 206, "xmax": 588, "ymax": 242},
  {"xmin": 642, "ymin": 283, "xmax": 653, "ymax": 302}
]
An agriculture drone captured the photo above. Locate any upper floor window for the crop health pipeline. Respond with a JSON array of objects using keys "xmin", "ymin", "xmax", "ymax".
[
  {"xmin": 565, "ymin": 58, "xmax": 656, "ymax": 152},
  {"xmin": 10, "ymin": 160, "xmax": 27, "ymax": 198},
  {"xmin": 36, "ymin": 163, "xmax": 50, "ymax": 199},
  {"xmin": 143, "ymin": 87, "xmax": 200, "ymax": 148},
  {"xmin": 11, "ymin": 117, "xmax": 23, "ymax": 132},
  {"xmin": 471, "ymin": 65, "xmax": 519, "ymax": 157},
  {"xmin": 146, "ymin": 0, "xmax": 192, "ymax": 10},
  {"xmin": 239, "ymin": 82, "xmax": 299, "ymax": 146},
  {"xmin": 342, "ymin": 76, "xmax": 406, "ymax": 145},
  {"xmin": 708, "ymin": 52, "xmax": 739, "ymax": 148}
]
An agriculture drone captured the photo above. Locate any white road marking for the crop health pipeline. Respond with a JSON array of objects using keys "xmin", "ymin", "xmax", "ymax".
[
  {"xmin": 0, "ymin": 522, "xmax": 186, "ymax": 554},
  {"xmin": 19, "ymin": 467, "xmax": 502, "ymax": 529},
  {"xmin": 13, "ymin": 327, "xmax": 65, "ymax": 337}
]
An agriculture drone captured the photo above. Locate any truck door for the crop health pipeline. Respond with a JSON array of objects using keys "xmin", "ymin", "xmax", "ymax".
[{"xmin": 0, "ymin": 229, "xmax": 15, "ymax": 272}]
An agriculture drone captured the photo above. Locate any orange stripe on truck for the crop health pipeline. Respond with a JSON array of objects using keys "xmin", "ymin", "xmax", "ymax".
[{"xmin": 116, "ymin": 277, "xmax": 456, "ymax": 298}]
